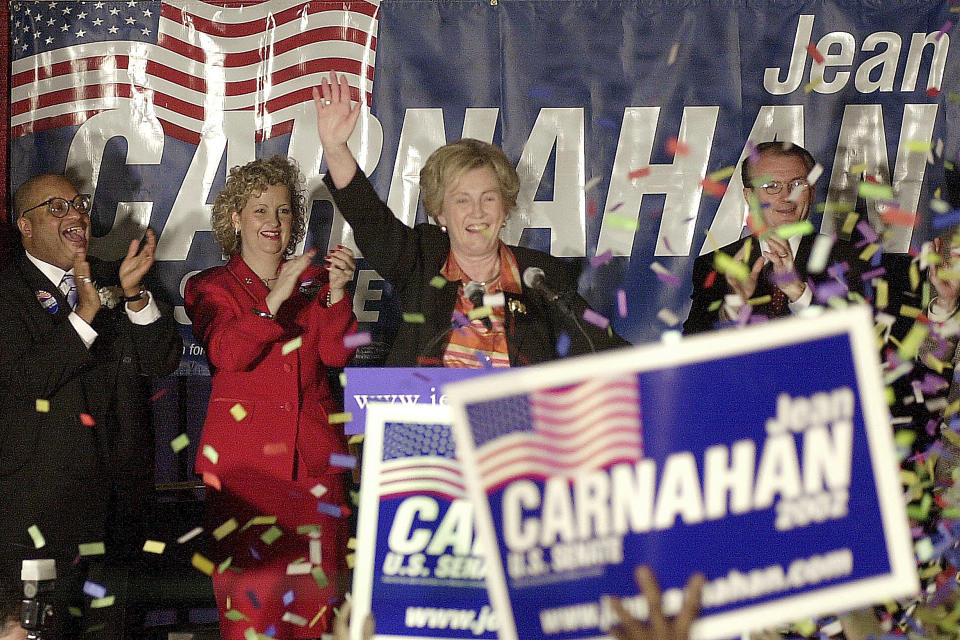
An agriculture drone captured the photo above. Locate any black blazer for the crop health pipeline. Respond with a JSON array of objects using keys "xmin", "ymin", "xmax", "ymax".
[
  {"xmin": 0, "ymin": 252, "xmax": 181, "ymax": 577},
  {"xmin": 324, "ymin": 170, "xmax": 628, "ymax": 366},
  {"xmin": 683, "ymin": 235, "xmax": 866, "ymax": 334}
]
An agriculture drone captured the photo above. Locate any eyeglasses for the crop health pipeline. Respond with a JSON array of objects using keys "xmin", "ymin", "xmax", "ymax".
[
  {"xmin": 756, "ymin": 180, "xmax": 809, "ymax": 196},
  {"xmin": 21, "ymin": 194, "xmax": 92, "ymax": 218}
]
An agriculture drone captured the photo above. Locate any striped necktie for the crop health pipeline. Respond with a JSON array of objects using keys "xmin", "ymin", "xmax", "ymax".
[{"xmin": 60, "ymin": 273, "xmax": 78, "ymax": 310}]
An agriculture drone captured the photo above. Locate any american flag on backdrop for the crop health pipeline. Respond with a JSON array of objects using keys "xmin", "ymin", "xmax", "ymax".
[
  {"xmin": 380, "ymin": 421, "xmax": 468, "ymax": 502},
  {"xmin": 9, "ymin": 0, "xmax": 379, "ymax": 145},
  {"xmin": 466, "ymin": 374, "xmax": 643, "ymax": 491}
]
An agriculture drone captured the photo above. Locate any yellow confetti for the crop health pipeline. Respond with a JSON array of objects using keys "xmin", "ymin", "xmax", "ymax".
[
  {"xmin": 241, "ymin": 515, "xmax": 277, "ymax": 531},
  {"xmin": 282, "ymin": 336, "xmax": 302, "ymax": 355},
  {"xmin": 900, "ymin": 305, "xmax": 921, "ymax": 318},
  {"xmin": 35, "ymin": 399, "xmax": 49, "ymax": 413},
  {"xmin": 774, "ymin": 221, "xmax": 815, "ymax": 238},
  {"xmin": 899, "ymin": 323, "xmax": 929, "ymax": 360},
  {"xmin": 841, "ymin": 212, "xmax": 859, "ymax": 235},
  {"xmin": 244, "ymin": 628, "xmax": 259, "ymax": 640},
  {"xmin": 142, "ymin": 540, "xmax": 166, "ymax": 554},
  {"xmin": 202, "ymin": 444, "xmax": 219, "ymax": 464},
  {"xmin": 309, "ymin": 605, "xmax": 328, "ymax": 629},
  {"xmin": 803, "ymin": 77, "xmax": 823, "ymax": 93},
  {"xmin": 707, "ymin": 166, "xmax": 735, "ymax": 182},
  {"xmin": 604, "ymin": 214, "xmax": 639, "ymax": 231},
  {"xmin": 713, "ymin": 252, "xmax": 749, "ymax": 281},
  {"xmin": 212, "ymin": 517, "xmax": 238, "ymax": 541},
  {"xmin": 468, "ymin": 306, "xmax": 492, "ymax": 320},
  {"xmin": 27, "ymin": 525, "xmax": 45, "ymax": 549},
  {"xmin": 170, "ymin": 433, "xmax": 190, "ymax": 453},
  {"xmin": 748, "ymin": 295, "xmax": 772, "ymax": 306},
  {"xmin": 909, "ymin": 261, "xmax": 920, "ymax": 291},
  {"xmin": 346, "ymin": 552, "xmax": 356, "ymax": 568},
  {"xmin": 906, "ymin": 140, "xmax": 933, "ymax": 153},
  {"xmin": 230, "ymin": 403, "xmax": 248, "ymax": 421},
  {"xmin": 261, "ymin": 526, "xmax": 283, "ymax": 545},
  {"xmin": 78, "ymin": 542, "xmax": 105, "ymax": 556},
  {"xmin": 429, "ymin": 276, "xmax": 447, "ymax": 289},
  {"xmin": 90, "ymin": 596, "xmax": 115, "ymax": 609},
  {"xmin": 347, "ymin": 434, "xmax": 364, "ymax": 445},
  {"xmin": 849, "ymin": 163, "xmax": 868, "ymax": 174},
  {"xmin": 218, "ymin": 557, "xmax": 233, "ymax": 573},
  {"xmin": 328, "ymin": 412, "xmax": 352, "ymax": 424},
  {"xmin": 924, "ymin": 353, "xmax": 946, "ymax": 375},
  {"xmin": 876, "ymin": 279, "xmax": 888, "ymax": 309},
  {"xmin": 858, "ymin": 243, "xmax": 880, "ymax": 261},
  {"xmin": 402, "ymin": 312, "xmax": 426, "ymax": 323},
  {"xmin": 347, "ymin": 537, "xmax": 358, "ymax": 550},
  {"xmin": 339, "ymin": 372, "xmax": 348, "ymax": 387}
]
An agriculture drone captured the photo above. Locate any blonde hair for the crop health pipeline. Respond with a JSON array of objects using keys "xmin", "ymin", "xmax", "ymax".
[
  {"xmin": 419, "ymin": 139, "xmax": 520, "ymax": 221},
  {"xmin": 211, "ymin": 156, "xmax": 306, "ymax": 256}
]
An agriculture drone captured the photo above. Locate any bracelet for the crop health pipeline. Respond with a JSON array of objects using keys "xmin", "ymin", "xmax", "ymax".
[
  {"xmin": 122, "ymin": 286, "xmax": 147, "ymax": 303},
  {"xmin": 929, "ymin": 295, "xmax": 960, "ymax": 319},
  {"xmin": 326, "ymin": 290, "xmax": 333, "ymax": 307},
  {"xmin": 252, "ymin": 307, "xmax": 275, "ymax": 320}
]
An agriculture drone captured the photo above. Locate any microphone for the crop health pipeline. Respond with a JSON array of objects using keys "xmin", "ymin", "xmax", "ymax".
[
  {"xmin": 465, "ymin": 281, "xmax": 493, "ymax": 330},
  {"xmin": 521, "ymin": 266, "xmax": 596, "ymax": 354}
]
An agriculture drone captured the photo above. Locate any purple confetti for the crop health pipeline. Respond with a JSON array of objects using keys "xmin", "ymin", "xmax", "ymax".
[
  {"xmin": 282, "ymin": 590, "xmax": 295, "ymax": 606},
  {"xmin": 932, "ymin": 208, "xmax": 960, "ymax": 230},
  {"xmin": 746, "ymin": 141, "xmax": 759, "ymax": 164},
  {"xmin": 246, "ymin": 589, "xmax": 262, "ymax": 610},
  {"xmin": 555, "ymin": 332, "xmax": 571, "ymax": 357},
  {"xmin": 920, "ymin": 373, "xmax": 949, "ymax": 395},
  {"xmin": 329, "ymin": 453, "xmax": 357, "ymax": 469},
  {"xmin": 317, "ymin": 502, "xmax": 344, "ymax": 517},
  {"xmin": 343, "ymin": 332, "xmax": 372, "ymax": 349},
  {"xmin": 856, "ymin": 220, "xmax": 879, "ymax": 243},
  {"xmin": 617, "ymin": 289, "xmax": 627, "ymax": 318},
  {"xmin": 814, "ymin": 280, "xmax": 848, "ymax": 303},
  {"xmin": 452, "ymin": 310, "xmax": 470, "ymax": 328},
  {"xmin": 859, "ymin": 267, "xmax": 886, "ymax": 281},
  {"xmin": 663, "ymin": 236, "xmax": 673, "ymax": 253},
  {"xmin": 937, "ymin": 20, "xmax": 953, "ymax": 40},
  {"xmin": 736, "ymin": 304, "xmax": 752, "ymax": 327},
  {"xmin": 265, "ymin": 625, "xmax": 277, "ymax": 638},
  {"xmin": 83, "ymin": 581, "xmax": 106, "ymax": 599},
  {"xmin": 827, "ymin": 261, "xmax": 850, "ymax": 280},
  {"xmin": 582, "ymin": 308, "xmax": 610, "ymax": 329},
  {"xmin": 655, "ymin": 271, "xmax": 681, "ymax": 288},
  {"xmin": 610, "ymin": 202, "xmax": 623, "ymax": 211},
  {"xmin": 250, "ymin": 546, "xmax": 261, "ymax": 561},
  {"xmin": 589, "ymin": 250, "xmax": 613, "ymax": 267}
]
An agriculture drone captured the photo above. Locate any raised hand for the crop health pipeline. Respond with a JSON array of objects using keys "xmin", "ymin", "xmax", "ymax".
[
  {"xmin": 119, "ymin": 228, "xmax": 157, "ymax": 293},
  {"xmin": 762, "ymin": 235, "xmax": 804, "ymax": 301},
  {"xmin": 73, "ymin": 248, "xmax": 101, "ymax": 324},
  {"xmin": 265, "ymin": 249, "xmax": 318, "ymax": 315},
  {"xmin": 313, "ymin": 71, "xmax": 362, "ymax": 188},
  {"xmin": 610, "ymin": 567, "xmax": 705, "ymax": 640},
  {"xmin": 326, "ymin": 245, "xmax": 356, "ymax": 305}
]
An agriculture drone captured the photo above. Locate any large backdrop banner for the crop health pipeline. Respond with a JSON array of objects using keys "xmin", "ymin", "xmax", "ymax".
[{"xmin": 8, "ymin": 0, "xmax": 960, "ymax": 357}]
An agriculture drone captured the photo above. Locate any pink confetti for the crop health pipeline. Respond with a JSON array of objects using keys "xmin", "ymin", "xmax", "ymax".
[
  {"xmin": 628, "ymin": 167, "xmax": 651, "ymax": 180},
  {"xmin": 617, "ymin": 289, "xmax": 628, "ymax": 318},
  {"xmin": 79, "ymin": 413, "xmax": 96, "ymax": 427},
  {"xmin": 590, "ymin": 250, "xmax": 613, "ymax": 267},
  {"xmin": 937, "ymin": 20, "xmax": 953, "ymax": 40},
  {"xmin": 343, "ymin": 332, "xmax": 371, "ymax": 349},
  {"xmin": 582, "ymin": 308, "xmax": 610, "ymax": 329},
  {"xmin": 655, "ymin": 271, "xmax": 681, "ymax": 288},
  {"xmin": 856, "ymin": 220, "xmax": 878, "ymax": 243}
]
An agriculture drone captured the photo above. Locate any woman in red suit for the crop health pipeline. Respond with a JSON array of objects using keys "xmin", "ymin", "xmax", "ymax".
[{"xmin": 185, "ymin": 156, "xmax": 359, "ymax": 639}]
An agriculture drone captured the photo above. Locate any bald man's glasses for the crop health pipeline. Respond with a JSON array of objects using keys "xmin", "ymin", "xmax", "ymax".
[{"xmin": 21, "ymin": 194, "xmax": 92, "ymax": 218}]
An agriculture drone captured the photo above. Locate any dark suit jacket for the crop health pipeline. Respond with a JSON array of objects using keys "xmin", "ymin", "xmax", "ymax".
[
  {"xmin": 683, "ymin": 234, "xmax": 866, "ymax": 334},
  {"xmin": 324, "ymin": 170, "xmax": 629, "ymax": 366},
  {"xmin": 0, "ymin": 252, "xmax": 181, "ymax": 580}
]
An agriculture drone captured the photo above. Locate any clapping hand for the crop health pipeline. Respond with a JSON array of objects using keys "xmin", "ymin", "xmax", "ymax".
[{"xmin": 326, "ymin": 245, "xmax": 356, "ymax": 305}]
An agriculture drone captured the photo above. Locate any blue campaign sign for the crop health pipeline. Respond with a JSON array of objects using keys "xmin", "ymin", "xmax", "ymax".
[
  {"xmin": 343, "ymin": 368, "xmax": 502, "ymax": 435},
  {"xmin": 445, "ymin": 307, "xmax": 917, "ymax": 640},
  {"xmin": 352, "ymin": 404, "xmax": 499, "ymax": 640}
]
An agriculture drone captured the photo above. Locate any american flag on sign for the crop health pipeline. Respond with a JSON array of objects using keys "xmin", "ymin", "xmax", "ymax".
[
  {"xmin": 379, "ymin": 421, "xmax": 468, "ymax": 502},
  {"xmin": 9, "ymin": 0, "xmax": 378, "ymax": 145},
  {"xmin": 466, "ymin": 374, "xmax": 643, "ymax": 491}
]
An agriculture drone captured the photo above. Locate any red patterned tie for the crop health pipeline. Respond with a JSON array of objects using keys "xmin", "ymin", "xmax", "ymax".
[{"xmin": 769, "ymin": 283, "xmax": 788, "ymax": 317}]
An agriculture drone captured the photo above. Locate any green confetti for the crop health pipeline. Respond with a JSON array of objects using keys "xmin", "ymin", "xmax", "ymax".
[
  {"xmin": 69, "ymin": 607, "xmax": 83, "ymax": 617},
  {"xmin": 311, "ymin": 566, "xmax": 329, "ymax": 588},
  {"xmin": 858, "ymin": 181, "xmax": 894, "ymax": 201},
  {"xmin": 218, "ymin": 557, "xmax": 233, "ymax": 574},
  {"xmin": 78, "ymin": 542, "xmax": 105, "ymax": 556},
  {"xmin": 297, "ymin": 524, "xmax": 323, "ymax": 535},
  {"xmin": 282, "ymin": 336, "xmax": 303, "ymax": 355},
  {"xmin": 898, "ymin": 322, "xmax": 929, "ymax": 360},
  {"xmin": 244, "ymin": 628, "xmax": 260, "ymax": 640},
  {"xmin": 774, "ymin": 220, "xmax": 815, "ymax": 238},
  {"xmin": 604, "ymin": 214, "xmax": 639, "ymax": 231},
  {"xmin": 260, "ymin": 526, "xmax": 283, "ymax": 545},
  {"xmin": 202, "ymin": 444, "xmax": 219, "ymax": 464},
  {"xmin": 429, "ymin": 276, "xmax": 448, "ymax": 289},
  {"xmin": 225, "ymin": 609, "xmax": 249, "ymax": 622},
  {"xmin": 713, "ymin": 252, "xmax": 749, "ymax": 282},
  {"xmin": 212, "ymin": 517, "xmax": 238, "ymax": 541},
  {"xmin": 895, "ymin": 430, "xmax": 917, "ymax": 448},
  {"xmin": 707, "ymin": 299, "xmax": 722, "ymax": 312},
  {"xmin": 90, "ymin": 596, "xmax": 115, "ymax": 609},
  {"xmin": 27, "ymin": 525, "xmax": 45, "ymax": 549},
  {"xmin": 170, "ymin": 433, "xmax": 190, "ymax": 453},
  {"xmin": 402, "ymin": 312, "xmax": 425, "ymax": 323},
  {"xmin": 241, "ymin": 515, "xmax": 277, "ymax": 531}
]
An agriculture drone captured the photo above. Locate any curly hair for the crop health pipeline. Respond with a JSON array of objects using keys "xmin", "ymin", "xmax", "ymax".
[
  {"xmin": 210, "ymin": 156, "xmax": 306, "ymax": 256},
  {"xmin": 419, "ymin": 139, "xmax": 520, "ymax": 221}
]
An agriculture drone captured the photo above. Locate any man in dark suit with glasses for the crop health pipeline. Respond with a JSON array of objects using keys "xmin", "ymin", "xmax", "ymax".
[{"xmin": 0, "ymin": 174, "xmax": 180, "ymax": 635}]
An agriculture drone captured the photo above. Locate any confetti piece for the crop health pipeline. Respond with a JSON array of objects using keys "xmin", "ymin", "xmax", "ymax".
[
  {"xmin": 35, "ymin": 399, "xmax": 49, "ymax": 413},
  {"xmin": 703, "ymin": 270, "xmax": 718, "ymax": 288},
  {"xmin": 707, "ymin": 300, "xmax": 722, "ymax": 312},
  {"xmin": 590, "ymin": 250, "xmax": 613, "ymax": 267},
  {"xmin": 83, "ymin": 581, "xmax": 107, "ymax": 599},
  {"xmin": 657, "ymin": 309, "xmax": 679, "ymax": 326},
  {"xmin": 150, "ymin": 389, "xmax": 169, "ymax": 402},
  {"xmin": 806, "ymin": 235, "xmax": 835, "ymax": 274},
  {"xmin": 628, "ymin": 167, "xmax": 650, "ymax": 180},
  {"xmin": 312, "ymin": 566, "xmax": 329, "ymax": 588},
  {"xmin": 700, "ymin": 178, "xmax": 727, "ymax": 198},
  {"xmin": 617, "ymin": 289, "xmax": 627, "ymax": 318},
  {"xmin": 806, "ymin": 42, "xmax": 825, "ymax": 63},
  {"xmin": 343, "ymin": 332, "xmax": 371, "ymax": 349},
  {"xmin": 283, "ymin": 590, "xmax": 295, "ymax": 606},
  {"xmin": 468, "ymin": 306, "xmax": 492, "ymax": 321},
  {"xmin": 317, "ymin": 502, "xmax": 344, "ymax": 517},
  {"xmin": 774, "ymin": 221, "xmax": 815, "ymax": 238},
  {"xmin": 287, "ymin": 561, "xmax": 312, "ymax": 575},
  {"xmin": 69, "ymin": 607, "xmax": 82, "ymax": 618},
  {"xmin": 346, "ymin": 553, "xmax": 356, "ymax": 569},
  {"xmin": 927, "ymin": 87, "xmax": 941, "ymax": 98},
  {"xmin": 856, "ymin": 220, "xmax": 879, "ymax": 243},
  {"xmin": 225, "ymin": 609, "xmax": 250, "ymax": 622},
  {"xmin": 666, "ymin": 137, "xmax": 690, "ymax": 156},
  {"xmin": 282, "ymin": 336, "xmax": 302, "ymax": 355},
  {"xmin": 429, "ymin": 276, "xmax": 447, "ymax": 289},
  {"xmin": 244, "ymin": 628, "xmax": 259, "ymax": 640},
  {"xmin": 484, "ymin": 292, "xmax": 505, "ymax": 308},
  {"xmin": 192, "ymin": 553, "xmax": 215, "ymax": 576},
  {"xmin": 90, "ymin": 596, "xmax": 115, "ymax": 609},
  {"xmin": 230, "ymin": 403, "xmax": 247, "ymax": 421},
  {"xmin": 937, "ymin": 19, "xmax": 954, "ymax": 39},
  {"xmin": 555, "ymin": 332, "xmax": 571, "ymax": 357},
  {"xmin": 218, "ymin": 557, "xmax": 233, "ymax": 573},
  {"xmin": 849, "ymin": 163, "xmax": 868, "ymax": 175},
  {"xmin": 199, "ymin": 445, "xmax": 219, "ymax": 465},
  {"xmin": 806, "ymin": 163, "xmax": 823, "ymax": 186},
  {"xmin": 858, "ymin": 181, "xmax": 894, "ymax": 200},
  {"xmin": 714, "ymin": 252, "xmax": 749, "ymax": 281},
  {"xmin": 213, "ymin": 518, "xmax": 238, "ymax": 541},
  {"xmin": 859, "ymin": 243, "xmax": 880, "ymax": 261},
  {"xmin": 143, "ymin": 540, "xmax": 166, "ymax": 554},
  {"xmin": 339, "ymin": 372, "xmax": 347, "ymax": 388},
  {"xmin": 202, "ymin": 472, "xmax": 222, "ymax": 491},
  {"xmin": 177, "ymin": 527, "xmax": 203, "ymax": 544},
  {"xmin": 906, "ymin": 140, "xmax": 933, "ymax": 153},
  {"xmin": 79, "ymin": 413, "xmax": 96, "ymax": 427},
  {"xmin": 604, "ymin": 214, "xmax": 639, "ymax": 231},
  {"xmin": 329, "ymin": 452, "xmax": 357, "ymax": 468},
  {"xmin": 170, "ymin": 433, "xmax": 190, "ymax": 454},
  {"xmin": 933, "ymin": 208, "xmax": 960, "ymax": 230},
  {"xmin": 584, "ymin": 175, "xmax": 602, "ymax": 192},
  {"xmin": 708, "ymin": 166, "xmax": 735, "ymax": 182},
  {"xmin": 804, "ymin": 77, "xmax": 823, "ymax": 93},
  {"xmin": 748, "ymin": 295, "xmax": 772, "ymax": 306},
  {"xmin": 310, "ymin": 483, "xmax": 328, "ymax": 498},
  {"xmin": 667, "ymin": 42, "xmax": 679, "ymax": 65},
  {"xmin": 931, "ymin": 198, "xmax": 952, "ymax": 213},
  {"xmin": 241, "ymin": 515, "xmax": 277, "ymax": 531},
  {"xmin": 79, "ymin": 542, "xmax": 105, "ymax": 556},
  {"xmin": 348, "ymin": 537, "xmax": 358, "ymax": 550},
  {"xmin": 899, "ymin": 323, "xmax": 930, "ymax": 360},
  {"xmin": 582, "ymin": 308, "xmax": 610, "ymax": 329},
  {"xmin": 403, "ymin": 312, "xmax": 425, "ymax": 323},
  {"xmin": 880, "ymin": 207, "xmax": 917, "ymax": 227},
  {"xmin": 27, "ymin": 525, "xmax": 45, "ymax": 549},
  {"xmin": 260, "ymin": 526, "xmax": 283, "ymax": 545}
]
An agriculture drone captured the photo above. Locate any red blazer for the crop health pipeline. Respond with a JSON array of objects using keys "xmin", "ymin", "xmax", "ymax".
[{"xmin": 185, "ymin": 255, "xmax": 358, "ymax": 481}]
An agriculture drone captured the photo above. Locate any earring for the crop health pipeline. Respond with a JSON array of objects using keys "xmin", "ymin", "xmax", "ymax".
[
  {"xmin": 235, "ymin": 227, "xmax": 240, "ymax": 238},
  {"xmin": 440, "ymin": 225, "xmax": 447, "ymax": 233}
]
